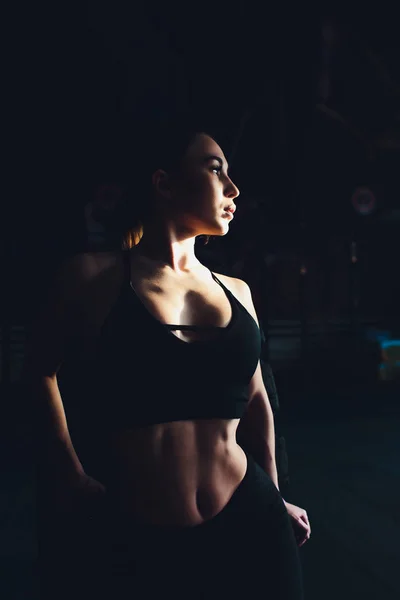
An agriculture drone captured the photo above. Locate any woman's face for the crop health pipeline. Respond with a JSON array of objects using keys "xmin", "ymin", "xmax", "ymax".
[{"xmin": 154, "ymin": 133, "xmax": 240, "ymax": 237}]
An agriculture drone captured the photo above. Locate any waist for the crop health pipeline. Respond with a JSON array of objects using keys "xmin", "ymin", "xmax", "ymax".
[{"xmin": 102, "ymin": 419, "xmax": 246, "ymax": 527}]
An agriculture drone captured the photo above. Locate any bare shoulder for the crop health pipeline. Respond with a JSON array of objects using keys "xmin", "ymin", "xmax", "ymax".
[
  {"xmin": 211, "ymin": 271, "xmax": 251, "ymax": 299},
  {"xmin": 212, "ymin": 272, "xmax": 259, "ymax": 326},
  {"xmin": 23, "ymin": 251, "xmax": 125, "ymax": 376},
  {"xmin": 60, "ymin": 250, "xmax": 119, "ymax": 282},
  {"xmin": 56, "ymin": 251, "xmax": 121, "ymax": 299}
]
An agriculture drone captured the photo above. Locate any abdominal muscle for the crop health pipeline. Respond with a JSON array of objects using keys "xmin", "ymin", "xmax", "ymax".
[{"xmin": 108, "ymin": 418, "xmax": 247, "ymax": 528}]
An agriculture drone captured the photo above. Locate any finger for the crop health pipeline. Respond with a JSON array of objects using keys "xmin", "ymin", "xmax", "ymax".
[
  {"xmin": 295, "ymin": 520, "xmax": 309, "ymax": 534},
  {"xmin": 295, "ymin": 526, "xmax": 311, "ymax": 544},
  {"xmin": 300, "ymin": 514, "xmax": 310, "ymax": 526},
  {"xmin": 298, "ymin": 534, "xmax": 310, "ymax": 547},
  {"xmin": 300, "ymin": 518, "xmax": 311, "ymax": 535}
]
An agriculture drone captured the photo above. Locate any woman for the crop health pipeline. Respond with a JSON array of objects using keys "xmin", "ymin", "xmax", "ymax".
[{"xmin": 26, "ymin": 117, "xmax": 310, "ymax": 599}]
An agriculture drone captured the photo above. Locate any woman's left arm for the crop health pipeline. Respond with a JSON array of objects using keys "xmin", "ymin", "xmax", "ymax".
[
  {"xmin": 236, "ymin": 361, "xmax": 280, "ymax": 490},
  {"xmin": 233, "ymin": 278, "xmax": 311, "ymax": 546},
  {"xmin": 232, "ymin": 278, "xmax": 280, "ymax": 490}
]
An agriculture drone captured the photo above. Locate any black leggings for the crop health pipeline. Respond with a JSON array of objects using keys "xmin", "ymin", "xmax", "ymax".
[
  {"xmin": 100, "ymin": 452, "xmax": 304, "ymax": 599},
  {"xmin": 40, "ymin": 453, "xmax": 303, "ymax": 599}
]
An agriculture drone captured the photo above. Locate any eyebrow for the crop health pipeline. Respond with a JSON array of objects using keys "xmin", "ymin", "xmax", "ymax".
[{"xmin": 203, "ymin": 155, "xmax": 229, "ymax": 172}]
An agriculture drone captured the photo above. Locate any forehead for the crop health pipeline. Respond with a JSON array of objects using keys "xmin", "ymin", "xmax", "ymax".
[{"xmin": 185, "ymin": 133, "xmax": 227, "ymax": 165}]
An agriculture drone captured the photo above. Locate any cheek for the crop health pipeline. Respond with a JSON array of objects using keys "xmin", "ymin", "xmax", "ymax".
[
  {"xmin": 173, "ymin": 170, "xmax": 221, "ymax": 218},
  {"xmin": 179, "ymin": 175, "xmax": 213, "ymax": 205}
]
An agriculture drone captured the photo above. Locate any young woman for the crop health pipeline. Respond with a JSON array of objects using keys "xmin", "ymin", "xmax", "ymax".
[{"xmin": 26, "ymin": 117, "xmax": 310, "ymax": 599}]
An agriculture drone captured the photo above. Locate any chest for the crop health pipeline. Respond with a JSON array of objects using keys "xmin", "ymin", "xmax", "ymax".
[
  {"xmin": 129, "ymin": 272, "xmax": 234, "ymax": 340},
  {"xmin": 77, "ymin": 266, "xmax": 239, "ymax": 353}
]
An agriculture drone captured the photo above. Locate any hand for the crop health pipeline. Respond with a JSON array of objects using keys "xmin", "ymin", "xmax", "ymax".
[
  {"xmin": 283, "ymin": 501, "xmax": 311, "ymax": 547},
  {"xmin": 52, "ymin": 471, "xmax": 106, "ymax": 516}
]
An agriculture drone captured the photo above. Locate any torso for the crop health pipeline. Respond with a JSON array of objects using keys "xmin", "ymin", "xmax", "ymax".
[{"xmin": 73, "ymin": 248, "xmax": 251, "ymax": 527}]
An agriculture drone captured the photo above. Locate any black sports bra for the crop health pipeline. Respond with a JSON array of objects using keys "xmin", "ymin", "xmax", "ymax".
[{"xmin": 93, "ymin": 249, "xmax": 262, "ymax": 431}]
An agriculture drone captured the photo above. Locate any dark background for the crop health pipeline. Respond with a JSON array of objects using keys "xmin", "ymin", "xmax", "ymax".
[
  {"xmin": 1, "ymin": 5, "xmax": 400, "ymax": 599},
  {"xmin": 4, "ymin": 4, "xmax": 400, "ymax": 392}
]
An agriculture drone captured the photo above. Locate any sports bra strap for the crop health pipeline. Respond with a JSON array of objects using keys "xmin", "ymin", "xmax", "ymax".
[
  {"xmin": 209, "ymin": 270, "xmax": 232, "ymax": 295},
  {"xmin": 165, "ymin": 271, "xmax": 232, "ymax": 331},
  {"xmin": 125, "ymin": 259, "xmax": 230, "ymax": 331}
]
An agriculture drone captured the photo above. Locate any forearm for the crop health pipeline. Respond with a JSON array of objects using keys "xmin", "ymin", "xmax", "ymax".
[
  {"xmin": 27, "ymin": 374, "xmax": 85, "ymax": 479},
  {"xmin": 236, "ymin": 393, "xmax": 280, "ymax": 491}
]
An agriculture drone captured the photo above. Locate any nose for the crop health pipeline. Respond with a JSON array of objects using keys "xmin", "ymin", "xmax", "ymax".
[{"xmin": 225, "ymin": 177, "xmax": 240, "ymax": 200}]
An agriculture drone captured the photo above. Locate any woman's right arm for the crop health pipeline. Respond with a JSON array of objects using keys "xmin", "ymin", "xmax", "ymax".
[{"xmin": 23, "ymin": 255, "xmax": 87, "ymax": 484}]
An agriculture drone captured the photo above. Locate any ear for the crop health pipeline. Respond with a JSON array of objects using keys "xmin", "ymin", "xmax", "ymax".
[{"xmin": 152, "ymin": 169, "xmax": 172, "ymax": 199}]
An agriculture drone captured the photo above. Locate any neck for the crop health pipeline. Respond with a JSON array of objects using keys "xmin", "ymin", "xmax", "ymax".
[{"xmin": 133, "ymin": 222, "xmax": 203, "ymax": 274}]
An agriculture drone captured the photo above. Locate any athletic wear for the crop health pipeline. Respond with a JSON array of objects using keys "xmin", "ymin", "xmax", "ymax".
[
  {"xmin": 39, "ymin": 250, "xmax": 303, "ymax": 600},
  {"xmin": 94, "ymin": 250, "xmax": 262, "ymax": 431},
  {"xmin": 43, "ymin": 452, "xmax": 303, "ymax": 599}
]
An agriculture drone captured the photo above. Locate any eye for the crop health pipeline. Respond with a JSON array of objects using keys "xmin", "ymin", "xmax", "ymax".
[{"xmin": 211, "ymin": 166, "xmax": 222, "ymax": 176}]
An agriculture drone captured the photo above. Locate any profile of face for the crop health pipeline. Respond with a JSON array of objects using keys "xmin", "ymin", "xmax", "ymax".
[{"xmin": 151, "ymin": 133, "xmax": 240, "ymax": 237}]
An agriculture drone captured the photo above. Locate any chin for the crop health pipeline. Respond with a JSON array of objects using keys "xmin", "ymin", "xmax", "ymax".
[
  {"xmin": 215, "ymin": 217, "xmax": 231, "ymax": 233},
  {"xmin": 204, "ymin": 226, "xmax": 229, "ymax": 238},
  {"xmin": 197, "ymin": 216, "xmax": 230, "ymax": 238},
  {"xmin": 218, "ymin": 227, "xmax": 230, "ymax": 237},
  {"xmin": 219, "ymin": 221, "xmax": 231, "ymax": 235}
]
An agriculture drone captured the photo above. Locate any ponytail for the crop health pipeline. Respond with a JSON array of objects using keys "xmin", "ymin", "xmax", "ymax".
[{"xmin": 122, "ymin": 222, "xmax": 144, "ymax": 250}]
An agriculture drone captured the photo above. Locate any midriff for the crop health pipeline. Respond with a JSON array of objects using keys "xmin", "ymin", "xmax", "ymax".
[{"xmin": 108, "ymin": 418, "xmax": 247, "ymax": 527}]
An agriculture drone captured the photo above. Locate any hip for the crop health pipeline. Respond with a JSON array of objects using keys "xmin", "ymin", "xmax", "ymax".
[{"xmin": 105, "ymin": 448, "xmax": 287, "ymax": 541}]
